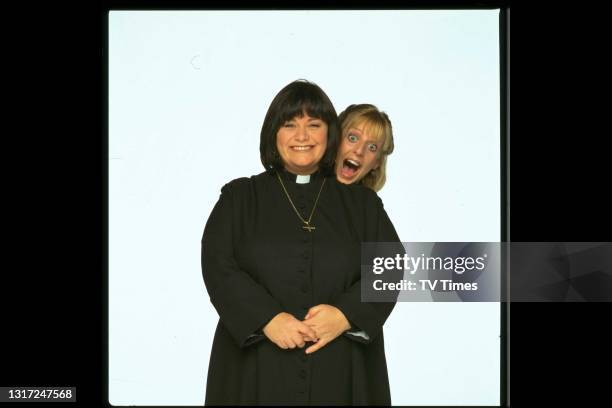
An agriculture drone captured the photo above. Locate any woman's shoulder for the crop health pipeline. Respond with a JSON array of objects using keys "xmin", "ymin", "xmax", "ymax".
[
  {"xmin": 220, "ymin": 171, "xmax": 273, "ymax": 194},
  {"xmin": 329, "ymin": 176, "xmax": 383, "ymax": 206}
]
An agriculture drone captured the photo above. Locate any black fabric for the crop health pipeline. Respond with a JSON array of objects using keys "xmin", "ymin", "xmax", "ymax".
[{"xmin": 201, "ymin": 169, "xmax": 400, "ymax": 405}]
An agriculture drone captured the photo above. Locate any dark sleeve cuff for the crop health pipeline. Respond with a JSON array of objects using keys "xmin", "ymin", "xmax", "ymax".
[
  {"xmin": 343, "ymin": 329, "xmax": 371, "ymax": 344},
  {"xmin": 235, "ymin": 307, "xmax": 283, "ymax": 348},
  {"xmin": 243, "ymin": 331, "xmax": 267, "ymax": 347}
]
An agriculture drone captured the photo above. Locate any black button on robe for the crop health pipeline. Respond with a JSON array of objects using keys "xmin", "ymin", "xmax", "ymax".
[{"xmin": 201, "ymin": 170, "xmax": 400, "ymax": 406}]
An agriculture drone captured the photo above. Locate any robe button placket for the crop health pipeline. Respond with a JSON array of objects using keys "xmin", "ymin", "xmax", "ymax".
[
  {"xmin": 297, "ymin": 188, "xmax": 312, "ymax": 350},
  {"xmin": 297, "ymin": 194, "xmax": 305, "ymax": 215},
  {"xmin": 299, "ymin": 369, "xmax": 307, "ymax": 379}
]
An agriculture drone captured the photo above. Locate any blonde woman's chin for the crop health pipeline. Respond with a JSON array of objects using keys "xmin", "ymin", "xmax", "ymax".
[{"xmin": 336, "ymin": 171, "xmax": 363, "ymax": 185}]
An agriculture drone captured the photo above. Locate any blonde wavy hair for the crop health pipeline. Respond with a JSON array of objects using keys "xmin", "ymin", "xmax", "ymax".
[{"xmin": 337, "ymin": 104, "xmax": 395, "ymax": 192}]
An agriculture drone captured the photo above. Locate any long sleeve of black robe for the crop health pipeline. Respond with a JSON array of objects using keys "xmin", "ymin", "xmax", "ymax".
[{"xmin": 201, "ymin": 170, "xmax": 401, "ymax": 406}]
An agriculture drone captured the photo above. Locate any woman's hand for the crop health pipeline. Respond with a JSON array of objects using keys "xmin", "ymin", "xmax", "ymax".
[
  {"xmin": 263, "ymin": 312, "xmax": 318, "ymax": 349},
  {"xmin": 302, "ymin": 304, "xmax": 351, "ymax": 354}
]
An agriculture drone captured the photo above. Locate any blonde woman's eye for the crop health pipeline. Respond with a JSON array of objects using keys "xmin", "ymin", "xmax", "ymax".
[
  {"xmin": 348, "ymin": 134, "xmax": 358, "ymax": 142},
  {"xmin": 368, "ymin": 144, "xmax": 378, "ymax": 152}
]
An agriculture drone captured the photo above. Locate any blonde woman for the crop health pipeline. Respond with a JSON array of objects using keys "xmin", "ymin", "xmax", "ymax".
[{"xmin": 335, "ymin": 104, "xmax": 395, "ymax": 191}]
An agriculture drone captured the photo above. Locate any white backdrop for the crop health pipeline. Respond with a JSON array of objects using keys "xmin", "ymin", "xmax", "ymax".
[{"xmin": 109, "ymin": 10, "xmax": 501, "ymax": 406}]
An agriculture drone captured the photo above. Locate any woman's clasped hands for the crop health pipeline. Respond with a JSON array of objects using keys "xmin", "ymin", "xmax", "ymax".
[{"xmin": 263, "ymin": 304, "xmax": 351, "ymax": 354}]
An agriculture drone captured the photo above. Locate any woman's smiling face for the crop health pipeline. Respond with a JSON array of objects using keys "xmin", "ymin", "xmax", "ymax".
[
  {"xmin": 335, "ymin": 123, "xmax": 381, "ymax": 184},
  {"xmin": 276, "ymin": 113, "xmax": 328, "ymax": 175}
]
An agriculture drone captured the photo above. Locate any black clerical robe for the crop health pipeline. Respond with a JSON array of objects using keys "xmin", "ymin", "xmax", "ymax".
[{"xmin": 201, "ymin": 169, "xmax": 400, "ymax": 406}]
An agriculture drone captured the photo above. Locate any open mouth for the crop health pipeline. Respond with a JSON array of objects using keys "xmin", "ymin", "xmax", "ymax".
[
  {"xmin": 340, "ymin": 159, "xmax": 361, "ymax": 179},
  {"xmin": 291, "ymin": 145, "xmax": 314, "ymax": 151}
]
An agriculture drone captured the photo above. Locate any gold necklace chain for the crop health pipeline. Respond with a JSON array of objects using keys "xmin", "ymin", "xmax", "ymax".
[{"xmin": 276, "ymin": 171, "xmax": 326, "ymax": 232}]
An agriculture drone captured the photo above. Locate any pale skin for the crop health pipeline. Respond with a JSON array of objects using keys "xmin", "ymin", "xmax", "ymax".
[
  {"xmin": 276, "ymin": 113, "xmax": 328, "ymax": 175},
  {"xmin": 263, "ymin": 306, "xmax": 352, "ymax": 353},
  {"xmin": 263, "ymin": 312, "xmax": 317, "ymax": 350},
  {"xmin": 263, "ymin": 113, "xmax": 353, "ymax": 354},
  {"xmin": 335, "ymin": 124, "xmax": 381, "ymax": 185}
]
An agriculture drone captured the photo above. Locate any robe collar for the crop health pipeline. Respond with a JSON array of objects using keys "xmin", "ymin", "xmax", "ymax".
[{"xmin": 277, "ymin": 168, "xmax": 323, "ymax": 185}]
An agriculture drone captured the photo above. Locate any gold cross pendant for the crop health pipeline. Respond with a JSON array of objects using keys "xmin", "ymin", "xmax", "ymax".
[{"xmin": 302, "ymin": 222, "xmax": 316, "ymax": 232}]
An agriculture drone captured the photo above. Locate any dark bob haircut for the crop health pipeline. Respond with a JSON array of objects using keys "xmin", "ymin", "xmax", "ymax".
[{"xmin": 260, "ymin": 79, "xmax": 340, "ymax": 176}]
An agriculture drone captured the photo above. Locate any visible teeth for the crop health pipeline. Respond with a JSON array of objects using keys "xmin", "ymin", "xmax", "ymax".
[
  {"xmin": 292, "ymin": 146, "xmax": 312, "ymax": 151},
  {"xmin": 347, "ymin": 159, "xmax": 360, "ymax": 167}
]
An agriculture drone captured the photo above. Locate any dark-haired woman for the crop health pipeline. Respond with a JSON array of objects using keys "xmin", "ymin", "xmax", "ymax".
[{"xmin": 201, "ymin": 79, "xmax": 400, "ymax": 405}]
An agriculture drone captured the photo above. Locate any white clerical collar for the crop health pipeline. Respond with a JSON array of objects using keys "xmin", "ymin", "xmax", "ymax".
[{"xmin": 296, "ymin": 174, "xmax": 311, "ymax": 184}]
